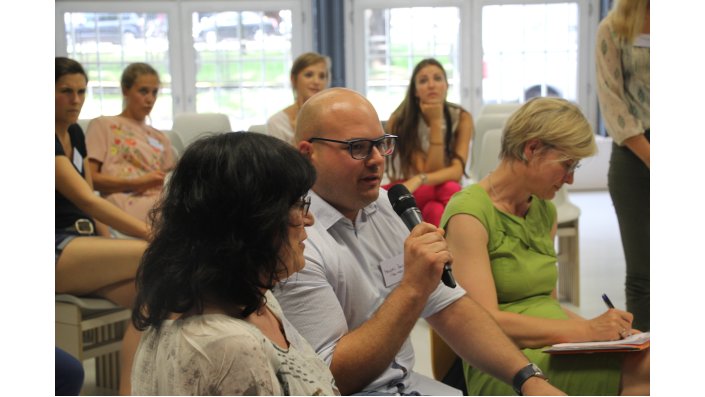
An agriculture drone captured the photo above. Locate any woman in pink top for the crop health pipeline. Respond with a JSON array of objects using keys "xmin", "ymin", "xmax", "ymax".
[{"xmin": 86, "ymin": 63, "xmax": 175, "ymax": 222}]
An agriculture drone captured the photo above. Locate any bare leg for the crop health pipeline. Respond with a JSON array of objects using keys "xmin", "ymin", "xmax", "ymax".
[
  {"xmin": 56, "ymin": 236, "xmax": 147, "ymax": 297},
  {"xmin": 620, "ymin": 349, "xmax": 650, "ymax": 395},
  {"xmin": 56, "ymin": 238, "xmax": 146, "ymax": 395},
  {"xmin": 94, "ymin": 277, "xmax": 138, "ymax": 309}
]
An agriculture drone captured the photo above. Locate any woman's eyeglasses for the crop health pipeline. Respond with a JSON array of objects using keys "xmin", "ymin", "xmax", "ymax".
[
  {"xmin": 562, "ymin": 159, "xmax": 581, "ymax": 175},
  {"xmin": 296, "ymin": 195, "xmax": 311, "ymax": 217},
  {"xmin": 307, "ymin": 134, "xmax": 397, "ymax": 160}
]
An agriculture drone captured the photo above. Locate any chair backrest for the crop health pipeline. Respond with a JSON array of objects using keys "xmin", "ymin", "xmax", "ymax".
[
  {"xmin": 163, "ymin": 129, "xmax": 184, "ymax": 159},
  {"xmin": 479, "ymin": 102, "xmax": 522, "ymax": 117},
  {"xmin": 552, "ymin": 185, "xmax": 580, "ymax": 224},
  {"xmin": 172, "ymin": 113, "xmax": 232, "ymax": 147},
  {"xmin": 248, "ymin": 124, "xmax": 267, "ymax": 134},
  {"xmin": 475, "ymin": 128, "xmax": 503, "ymax": 181},
  {"xmin": 467, "ymin": 114, "xmax": 508, "ymax": 183}
]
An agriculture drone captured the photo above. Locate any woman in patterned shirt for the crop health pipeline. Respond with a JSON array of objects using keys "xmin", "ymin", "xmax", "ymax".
[
  {"xmin": 596, "ymin": 0, "xmax": 650, "ymax": 331},
  {"xmin": 86, "ymin": 62, "xmax": 175, "ymax": 223}
]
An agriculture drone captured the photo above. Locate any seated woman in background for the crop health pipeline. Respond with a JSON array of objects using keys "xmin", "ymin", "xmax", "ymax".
[
  {"xmin": 266, "ymin": 52, "xmax": 330, "ymax": 145},
  {"xmin": 55, "ymin": 57, "xmax": 148, "ymax": 395},
  {"xmin": 86, "ymin": 62, "xmax": 175, "ymax": 223},
  {"xmin": 385, "ymin": 58, "xmax": 473, "ymax": 226},
  {"xmin": 441, "ymin": 97, "xmax": 649, "ymax": 395},
  {"xmin": 131, "ymin": 133, "xmax": 339, "ymax": 396}
]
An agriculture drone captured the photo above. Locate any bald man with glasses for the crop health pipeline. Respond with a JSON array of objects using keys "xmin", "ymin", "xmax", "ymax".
[{"xmin": 273, "ymin": 88, "xmax": 565, "ymax": 396}]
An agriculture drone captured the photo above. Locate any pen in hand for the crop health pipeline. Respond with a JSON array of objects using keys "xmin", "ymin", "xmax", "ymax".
[
  {"xmin": 601, "ymin": 293, "xmax": 615, "ymax": 309},
  {"xmin": 602, "ymin": 293, "xmax": 631, "ymax": 338}
]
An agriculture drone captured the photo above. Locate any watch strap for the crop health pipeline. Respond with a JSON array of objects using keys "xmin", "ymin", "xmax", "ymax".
[{"xmin": 512, "ymin": 363, "xmax": 548, "ymax": 395}]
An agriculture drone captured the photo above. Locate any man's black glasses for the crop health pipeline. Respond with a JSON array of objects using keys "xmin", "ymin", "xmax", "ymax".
[{"xmin": 307, "ymin": 134, "xmax": 397, "ymax": 160}]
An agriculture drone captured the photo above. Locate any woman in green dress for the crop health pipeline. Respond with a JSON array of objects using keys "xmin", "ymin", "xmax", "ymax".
[{"xmin": 440, "ymin": 97, "xmax": 649, "ymax": 395}]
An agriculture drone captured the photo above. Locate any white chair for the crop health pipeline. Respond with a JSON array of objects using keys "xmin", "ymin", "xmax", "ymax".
[
  {"xmin": 478, "ymin": 102, "xmax": 522, "ymax": 117},
  {"xmin": 172, "ymin": 112, "xmax": 232, "ymax": 148},
  {"xmin": 552, "ymin": 186, "xmax": 581, "ymax": 306},
  {"xmin": 247, "ymin": 124, "xmax": 267, "ymax": 134},
  {"xmin": 465, "ymin": 114, "xmax": 509, "ymax": 185},
  {"xmin": 55, "ymin": 294, "xmax": 131, "ymax": 393},
  {"xmin": 163, "ymin": 129, "xmax": 184, "ymax": 158},
  {"xmin": 475, "ymin": 128, "xmax": 503, "ymax": 181}
]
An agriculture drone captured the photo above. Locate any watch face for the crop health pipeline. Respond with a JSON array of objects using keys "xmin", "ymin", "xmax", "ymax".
[{"xmin": 529, "ymin": 363, "xmax": 542, "ymax": 374}]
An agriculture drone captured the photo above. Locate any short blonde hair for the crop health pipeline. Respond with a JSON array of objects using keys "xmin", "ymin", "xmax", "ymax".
[{"xmin": 501, "ymin": 97, "xmax": 596, "ymax": 161}]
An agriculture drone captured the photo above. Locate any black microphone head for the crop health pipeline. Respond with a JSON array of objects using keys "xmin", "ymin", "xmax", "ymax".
[{"xmin": 388, "ymin": 184, "xmax": 419, "ymax": 216}]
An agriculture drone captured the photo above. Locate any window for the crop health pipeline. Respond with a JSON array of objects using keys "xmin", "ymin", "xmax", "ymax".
[
  {"xmin": 362, "ymin": 7, "xmax": 462, "ymax": 120},
  {"xmin": 185, "ymin": 8, "xmax": 298, "ymax": 129},
  {"xmin": 481, "ymin": 3, "xmax": 579, "ymax": 104},
  {"xmin": 56, "ymin": 1, "xmax": 311, "ymax": 131},
  {"xmin": 62, "ymin": 10, "xmax": 173, "ymax": 128},
  {"xmin": 347, "ymin": 0, "xmax": 598, "ymax": 127},
  {"xmin": 349, "ymin": 1, "xmax": 468, "ymax": 120}
]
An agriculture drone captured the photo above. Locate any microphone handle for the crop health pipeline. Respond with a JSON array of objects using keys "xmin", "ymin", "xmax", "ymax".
[
  {"xmin": 442, "ymin": 264, "xmax": 457, "ymax": 288},
  {"xmin": 400, "ymin": 208, "xmax": 456, "ymax": 289}
]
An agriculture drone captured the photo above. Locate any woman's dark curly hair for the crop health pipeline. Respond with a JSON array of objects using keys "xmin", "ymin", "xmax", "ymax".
[
  {"xmin": 132, "ymin": 132, "xmax": 316, "ymax": 330},
  {"xmin": 386, "ymin": 58, "xmax": 466, "ymax": 180}
]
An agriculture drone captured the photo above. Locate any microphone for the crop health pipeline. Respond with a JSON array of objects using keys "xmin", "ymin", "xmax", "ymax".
[{"xmin": 387, "ymin": 184, "xmax": 457, "ymax": 288}]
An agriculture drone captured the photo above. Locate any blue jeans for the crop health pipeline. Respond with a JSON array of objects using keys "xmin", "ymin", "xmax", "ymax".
[{"xmin": 55, "ymin": 347, "xmax": 84, "ymax": 395}]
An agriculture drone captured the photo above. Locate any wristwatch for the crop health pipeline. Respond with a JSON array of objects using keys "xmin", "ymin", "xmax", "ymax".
[
  {"xmin": 418, "ymin": 173, "xmax": 428, "ymax": 184},
  {"xmin": 512, "ymin": 363, "xmax": 548, "ymax": 395}
]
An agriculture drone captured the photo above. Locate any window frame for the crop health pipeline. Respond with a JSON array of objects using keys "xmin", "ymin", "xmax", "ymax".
[{"xmin": 56, "ymin": 0, "xmax": 313, "ymax": 130}]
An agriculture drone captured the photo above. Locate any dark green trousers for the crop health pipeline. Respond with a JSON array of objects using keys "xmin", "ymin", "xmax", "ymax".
[{"xmin": 607, "ymin": 131, "xmax": 650, "ymax": 331}]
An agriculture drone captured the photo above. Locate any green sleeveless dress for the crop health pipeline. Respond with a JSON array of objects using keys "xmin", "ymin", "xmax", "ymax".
[{"xmin": 440, "ymin": 184, "xmax": 622, "ymax": 395}]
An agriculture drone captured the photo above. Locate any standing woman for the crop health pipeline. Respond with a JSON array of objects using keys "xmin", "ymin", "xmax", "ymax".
[
  {"xmin": 86, "ymin": 62, "xmax": 175, "ymax": 223},
  {"xmin": 266, "ymin": 52, "xmax": 330, "ymax": 145},
  {"xmin": 55, "ymin": 57, "xmax": 148, "ymax": 395},
  {"xmin": 131, "ymin": 133, "xmax": 338, "ymax": 395},
  {"xmin": 596, "ymin": 0, "xmax": 650, "ymax": 330},
  {"xmin": 385, "ymin": 58, "xmax": 473, "ymax": 226}
]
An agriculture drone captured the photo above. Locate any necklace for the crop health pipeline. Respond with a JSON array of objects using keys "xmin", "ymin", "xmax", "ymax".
[{"xmin": 487, "ymin": 172, "xmax": 499, "ymax": 197}]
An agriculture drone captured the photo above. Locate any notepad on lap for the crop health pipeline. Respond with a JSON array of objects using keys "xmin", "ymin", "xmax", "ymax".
[{"xmin": 543, "ymin": 332, "xmax": 650, "ymax": 354}]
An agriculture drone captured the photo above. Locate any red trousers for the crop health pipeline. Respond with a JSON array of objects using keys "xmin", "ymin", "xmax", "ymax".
[{"xmin": 383, "ymin": 180, "xmax": 462, "ymax": 226}]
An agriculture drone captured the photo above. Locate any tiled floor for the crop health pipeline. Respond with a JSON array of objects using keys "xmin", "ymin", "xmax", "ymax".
[
  {"xmin": 81, "ymin": 190, "xmax": 626, "ymax": 394},
  {"xmin": 410, "ymin": 189, "xmax": 628, "ymax": 379}
]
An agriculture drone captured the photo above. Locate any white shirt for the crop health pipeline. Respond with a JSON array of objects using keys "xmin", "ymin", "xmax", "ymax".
[
  {"xmin": 274, "ymin": 189, "xmax": 466, "ymax": 393},
  {"xmin": 132, "ymin": 290, "xmax": 339, "ymax": 395},
  {"xmin": 265, "ymin": 110, "xmax": 295, "ymax": 145}
]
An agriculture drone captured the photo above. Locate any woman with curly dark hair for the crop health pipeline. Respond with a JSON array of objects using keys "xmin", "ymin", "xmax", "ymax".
[{"xmin": 131, "ymin": 132, "xmax": 339, "ymax": 395}]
